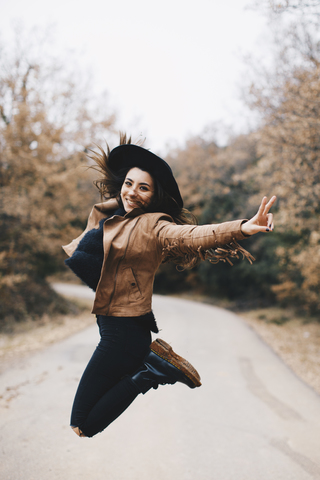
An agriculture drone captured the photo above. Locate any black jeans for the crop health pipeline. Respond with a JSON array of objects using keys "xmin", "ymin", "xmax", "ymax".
[{"xmin": 70, "ymin": 315, "xmax": 151, "ymax": 437}]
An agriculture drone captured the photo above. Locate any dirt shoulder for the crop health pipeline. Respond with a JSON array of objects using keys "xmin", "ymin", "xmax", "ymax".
[
  {"xmin": 240, "ymin": 308, "xmax": 320, "ymax": 396},
  {"xmin": 0, "ymin": 300, "xmax": 93, "ymax": 373}
]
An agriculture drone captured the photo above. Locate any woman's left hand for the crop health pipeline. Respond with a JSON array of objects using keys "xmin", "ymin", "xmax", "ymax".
[{"xmin": 241, "ymin": 196, "xmax": 277, "ymax": 236}]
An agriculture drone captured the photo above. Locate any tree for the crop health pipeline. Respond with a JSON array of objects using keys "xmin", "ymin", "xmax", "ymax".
[
  {"xmin": 243, "ymin": 2, "xmax": 320, "ymax": 313},
  {"xmin": 159, "ymin": 2, "xmax": 320, "ymax": 314},
  {"xmin": 250, "ymin": 0, "xmax": 320, "ymax": 15},
  {"xmin": 0, "ymin": 26, "xmax": 115, "ymax": 324}
]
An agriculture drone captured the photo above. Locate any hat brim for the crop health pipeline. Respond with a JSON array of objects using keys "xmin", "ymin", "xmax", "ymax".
[{"xmin": 108, "ymin": 144, "xmax": 183, "ymax": 208}]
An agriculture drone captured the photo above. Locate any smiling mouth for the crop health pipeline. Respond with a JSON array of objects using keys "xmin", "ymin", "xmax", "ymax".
[{"xmin": 126, "ymin": 200, "xmax": 141, "ymax": 208}]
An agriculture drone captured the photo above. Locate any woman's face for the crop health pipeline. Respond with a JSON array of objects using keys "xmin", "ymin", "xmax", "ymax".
[{"xmin": 120, "ymin": 167, "xmax": 155, "ymax": 212}]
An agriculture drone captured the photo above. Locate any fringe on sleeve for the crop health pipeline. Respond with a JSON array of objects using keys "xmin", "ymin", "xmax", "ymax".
[{"xmin": 161, "ymin": 239, "xmax": 255, "ymax": 270}]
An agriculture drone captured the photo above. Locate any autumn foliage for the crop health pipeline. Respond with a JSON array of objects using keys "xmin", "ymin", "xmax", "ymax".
[
  {"xmin": 0, "ymin": 29, "xmax": 114, "ymax": 324},
  {"xmin": 1, "ymin": 8, "xmax": 320, "ymax": 325},
  {"xmin": 160, "ymin": 6, "xmax": 320, "ymax": 315}
]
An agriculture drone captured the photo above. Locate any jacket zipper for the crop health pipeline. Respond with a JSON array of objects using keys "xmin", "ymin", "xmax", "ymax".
[{"xmin": 105, "ymin": 217, "xmax": 140, "ymax": 315}]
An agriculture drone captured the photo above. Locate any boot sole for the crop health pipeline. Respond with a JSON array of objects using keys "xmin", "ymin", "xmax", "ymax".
[{"xmin": 150, "ymin": 338, "xmax": 202, "ymax": 387}]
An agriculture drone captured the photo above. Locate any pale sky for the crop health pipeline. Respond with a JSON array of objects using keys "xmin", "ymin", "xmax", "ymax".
[{"xmin": 0, "ymin": 0, "xmax": 271, "ymax": 154}]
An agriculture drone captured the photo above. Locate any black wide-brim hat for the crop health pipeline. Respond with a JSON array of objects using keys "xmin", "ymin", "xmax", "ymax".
[{"xmin": 108, "ymin": 144, "xmax": 183, "ymax": 208}]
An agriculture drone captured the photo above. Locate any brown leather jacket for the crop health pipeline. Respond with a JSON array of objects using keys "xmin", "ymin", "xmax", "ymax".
[{"xmin": 63, "ymin": 199, "xmax": 249, "ymax": 317}]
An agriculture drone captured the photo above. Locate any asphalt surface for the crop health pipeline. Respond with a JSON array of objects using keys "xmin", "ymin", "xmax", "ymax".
[{"xmin": 1, "ymin": 284, "xmax": 320, "ymax": 479}]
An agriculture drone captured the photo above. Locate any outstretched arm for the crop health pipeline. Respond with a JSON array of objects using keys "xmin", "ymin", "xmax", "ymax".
[{"xmin": 241, "ymin": 196, "xmax": 277, "ymax": 236}]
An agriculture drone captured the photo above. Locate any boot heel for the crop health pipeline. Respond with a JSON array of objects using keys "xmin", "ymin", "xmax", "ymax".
[{"xmin": 150, "ymin": 338, "xmax": 202, "ymax": 388}]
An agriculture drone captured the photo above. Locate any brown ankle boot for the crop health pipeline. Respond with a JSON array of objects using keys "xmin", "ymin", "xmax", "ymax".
[
  {"xmin": 150, "ymin": 338, "xmax": 202, "ymax": 387},
  {"xmin": 130, "ymin": 338, "xmax": 201, "ymax": 394}
]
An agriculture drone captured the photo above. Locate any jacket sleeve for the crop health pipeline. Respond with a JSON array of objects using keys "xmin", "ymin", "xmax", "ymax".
[
  {"xmin": 64, "ymin": 218, "xmax": 106, "ymax": 291},
  {"xmin": 62, "ymin": 199, "xmax": 120, "ymax": 257},
  {"xmin": 62, "ymin": 206, "xmax": 108, "ymax": 257},
  {"xmin": 154, "ymin": 218, "xmax": 254, "ymax": 266}
]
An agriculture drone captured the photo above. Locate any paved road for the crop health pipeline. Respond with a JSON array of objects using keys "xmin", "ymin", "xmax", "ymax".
[{"xmin": 1, "ymin": 285, "xmax": 320, "ymax": 480}]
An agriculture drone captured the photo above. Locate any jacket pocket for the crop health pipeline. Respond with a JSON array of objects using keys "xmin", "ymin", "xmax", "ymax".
[{"xmin": 123, "ymin": 267, "xmax": 144, "ymax": 303}]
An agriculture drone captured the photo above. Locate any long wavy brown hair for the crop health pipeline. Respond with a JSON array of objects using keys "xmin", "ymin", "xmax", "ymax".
[{"xmin": 87, "ymin": 133, "xmax": 197, "ymax": 227}]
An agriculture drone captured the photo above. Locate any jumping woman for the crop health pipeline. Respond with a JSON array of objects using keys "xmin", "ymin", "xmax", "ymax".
[{"xmin": 63, "ymin": 134, "xmax": 276, "ymax": 438}]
